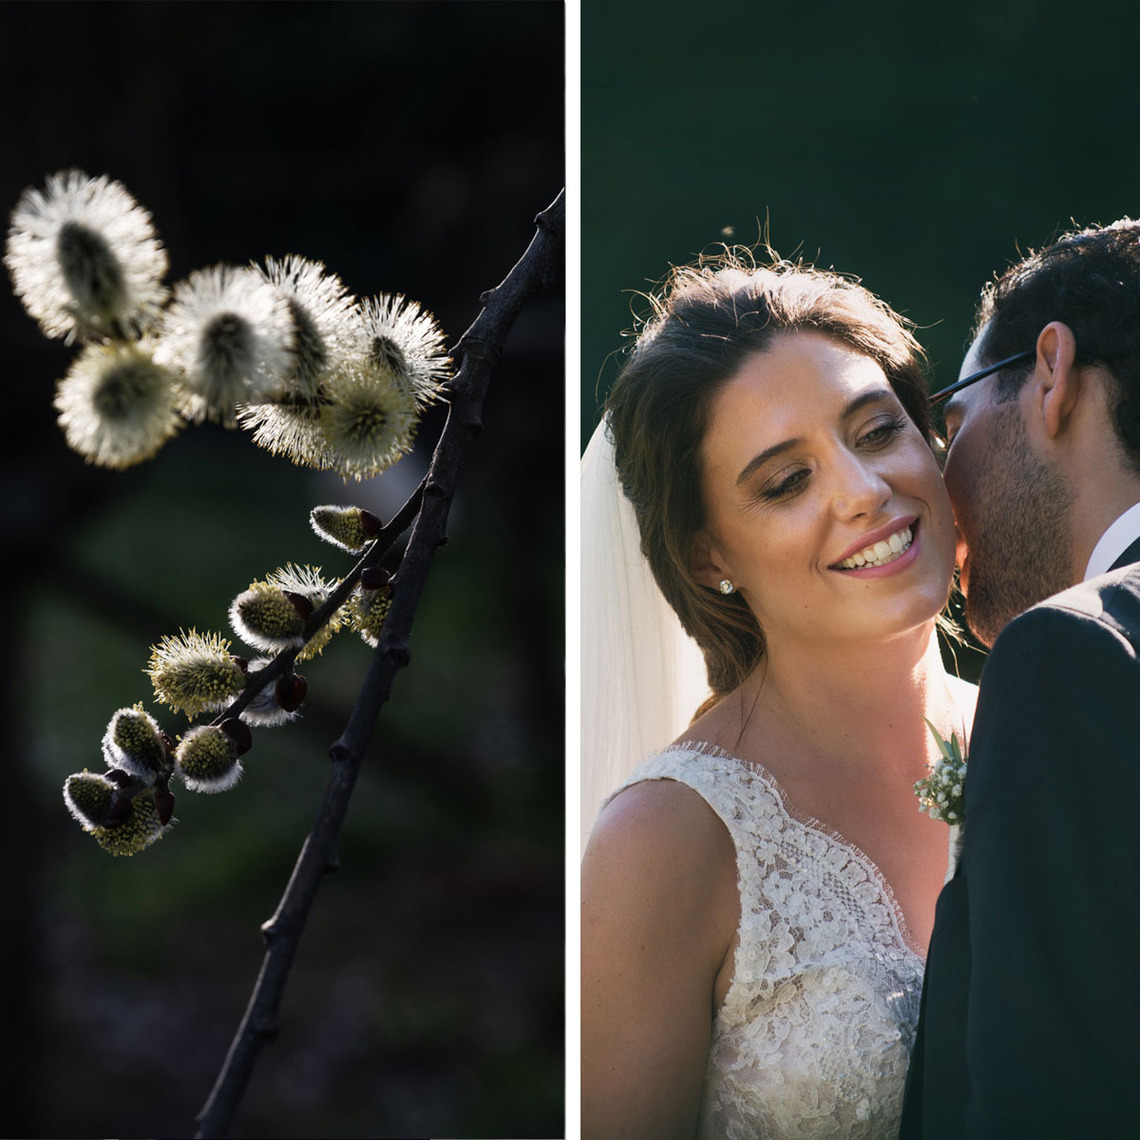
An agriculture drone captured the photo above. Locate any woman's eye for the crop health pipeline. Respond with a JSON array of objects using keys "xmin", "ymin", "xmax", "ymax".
[
  {"xmin": 859, "ymin": 417, "xmax": 906, "ymax": 447},
  {"xmin": 760, "ymin": 468, "xmax": 809, "ymax": 501}
]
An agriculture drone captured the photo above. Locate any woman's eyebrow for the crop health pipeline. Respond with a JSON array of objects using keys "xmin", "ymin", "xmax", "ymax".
[
  {"xmin": 735, "ymin": 437, "xmax": 800, "ymax": 486},
  {"xmin": 734, "ymin": 389, "xmax": 893, "ymax": 486}
]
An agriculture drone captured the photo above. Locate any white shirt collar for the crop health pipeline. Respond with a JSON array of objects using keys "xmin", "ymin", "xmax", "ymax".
[{"xmin": 1084, "ymin": 501, "xmax": 1140, "ymax": 580}]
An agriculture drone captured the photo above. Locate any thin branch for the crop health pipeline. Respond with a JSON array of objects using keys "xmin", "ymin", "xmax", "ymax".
[{"xmin": 193, "ymin": 189, "xmax": 564, "ymax": 1139}]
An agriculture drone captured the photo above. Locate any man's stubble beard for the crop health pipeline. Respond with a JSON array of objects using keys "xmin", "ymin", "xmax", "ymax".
[{"xmin": 963, "ymin": 403, "xmax": 1076, "ymax": 648}]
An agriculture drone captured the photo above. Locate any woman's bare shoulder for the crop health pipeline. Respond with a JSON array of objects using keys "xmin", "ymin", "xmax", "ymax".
[
  {"xmin": 583, "ymin": 776, "xmax": 736, "ymax": 909},
  {"xmin": 583, "ymin": 776, "xmax": 739, "ymax": 1035}
]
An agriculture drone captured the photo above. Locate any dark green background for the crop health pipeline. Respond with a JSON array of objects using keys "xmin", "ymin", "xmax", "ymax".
[
  {"xmin": 582, "ymin": 0, "xmax": 1140, "ymax": 443},
  {"xmin": 0, "ymin": 3, "xmax": 563, "ymax": 1138}
]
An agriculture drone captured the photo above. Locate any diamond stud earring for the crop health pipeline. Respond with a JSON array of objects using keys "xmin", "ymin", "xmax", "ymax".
[{"xmin": 718, "ymin": 579, "xmax": 735, "ymax": 595}]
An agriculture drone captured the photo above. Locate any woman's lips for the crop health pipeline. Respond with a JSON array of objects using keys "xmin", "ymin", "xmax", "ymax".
[
  {"xmin": 830, "ymin": 521, "xmax": 921, "ymax": 579},
  {"xmin": 830, "ymin": 516, "xmax": 918, "ymax": 569}
]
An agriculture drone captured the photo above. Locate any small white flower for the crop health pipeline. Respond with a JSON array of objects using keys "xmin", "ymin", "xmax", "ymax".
[
  {"xmin": 257, "ymin": 255, "xmax": 356, "ymax": 397},
  {"xmin": 319, "ymin": 358, "xmax": 418, "ymax": 481},
  {"xmin": 5, "ymin": 169, "xmax": 169, "ymax": 341},
  {"xmin": 54, "ymin": 340, "xmax": 181, "ymax": 468},
  {"xmin": 155, "ymin": 264, "xmax": 293, "ymax": 425},
  {"xmin": 353, "ymin": 293, "xmax": 451, "ymax": 408},
  {"xmin": 915, "ymin": 720, "xmax": 968, "ymax": 827}
]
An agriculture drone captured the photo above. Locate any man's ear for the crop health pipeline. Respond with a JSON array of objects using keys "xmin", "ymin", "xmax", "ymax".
[
  {"xmin": 689, "ymin": 529, "xmax": 730, "ymax": 591},
  {"xmin": 1032, "ymin": 321, "xmax": 1080, "ymax": 439}
]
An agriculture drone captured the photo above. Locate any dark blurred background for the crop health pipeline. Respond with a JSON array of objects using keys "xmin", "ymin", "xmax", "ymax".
[
  {"xmin": 0, "ymin": 3, "xmax": 563, "ymax": 1137},
  {"xmin": 582, "ymin": 0, "xmax": 1140, "ymax": 678},
  {"xmin": 583, "ymin": 0, "xmax": 1140, "ymax": 436}
]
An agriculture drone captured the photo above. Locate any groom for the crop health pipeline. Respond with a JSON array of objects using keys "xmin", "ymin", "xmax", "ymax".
[{"xmin": 901, "ymin": 219, "xmax": 1140, "ymax": 1138}]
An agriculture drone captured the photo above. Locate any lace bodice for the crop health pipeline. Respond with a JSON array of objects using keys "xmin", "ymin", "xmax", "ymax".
[{"xmin": 611, "ymin": 744, "xmax": 925, "ymax": 1140}]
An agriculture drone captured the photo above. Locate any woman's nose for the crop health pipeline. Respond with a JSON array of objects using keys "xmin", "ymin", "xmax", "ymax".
[{"xmin": 831, "ymin": 453, "xmax": 891, "ymax": 519}]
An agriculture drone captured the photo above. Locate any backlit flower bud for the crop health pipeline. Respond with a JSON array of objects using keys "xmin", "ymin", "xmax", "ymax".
[
  {"xmin": 175, "ymin": 724, "xmax": 243, "ymax": 793},
  {"xmin": 347, "ymin": 581, "xmax": 393, "ymax": 647},
  {"xmin": 257, "ymin": 255, "xmax": 357, "ymax": 398},
  {"xmin": 319, "ymin": 359, "xmax": 418, "ymax": 482},
  {"xmin": 229, "ymin": 582, "xmax": 306, "ymax": 652},
  {"xmin": 63, "ymin": 772, "xmax": 168, "ymax": 855},
  {"xmin": 54, "ymin": 341, "xmax": 181, "ymax": 469},
  {"xmin": 101, "ymin": 704, "xmax": 169, "ymax": 784},
  {"xmin": 309, "ymin": 504, "xmax": 379, "ymax": 552},
  {"xmin": 63, "ymin": 770, "xmax": 116, "ymax": 829},
  {"xmin": 146, "ymin": 629, "xmax": 246, "ymax": 717},
  {"xmin": 5, "ymin": 170, "xmax": 169, "ymax": 342},
  {"xmin": 353, "ymin": 292, "xmax": 451, "ymax": 409},
  {"xmin": 154, "ymin": 264, "xmax": 293, "ymax": 425},
  {"xmin": 264, "ymin": 564, "xmax": 342, "ymax": 661}
]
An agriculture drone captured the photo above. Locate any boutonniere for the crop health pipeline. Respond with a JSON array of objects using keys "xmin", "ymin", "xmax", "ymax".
[{"xmin": 915, "ymin": 719, "xmax": 967, "ymax": 882}]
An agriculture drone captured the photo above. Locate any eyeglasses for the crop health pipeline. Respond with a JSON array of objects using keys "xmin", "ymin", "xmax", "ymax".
[{"xmin": 928, "ymin": 350, "xmax": 1034, "ymax": 406}]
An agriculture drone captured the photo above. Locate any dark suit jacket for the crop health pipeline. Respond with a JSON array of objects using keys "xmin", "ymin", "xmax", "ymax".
[{"xmin": 900, "ymin": 537, "xmax": 1140, "ymax": 1139}]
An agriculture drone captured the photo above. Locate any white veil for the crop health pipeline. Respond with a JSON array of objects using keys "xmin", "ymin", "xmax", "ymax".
[{"xmin": 580, "ymin": 417, "xmax": 710, "ymax": 852}]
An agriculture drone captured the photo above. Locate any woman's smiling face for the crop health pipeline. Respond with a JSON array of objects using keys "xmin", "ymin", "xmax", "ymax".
[{"xmin": 691, "ymin": 331, "xmax": 957, "ymax": 654}]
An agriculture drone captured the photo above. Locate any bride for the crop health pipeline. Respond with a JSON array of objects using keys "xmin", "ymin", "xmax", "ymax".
[{"xmin": 580, "ymin": 253, "xmax": 976, "ymax": 1139}]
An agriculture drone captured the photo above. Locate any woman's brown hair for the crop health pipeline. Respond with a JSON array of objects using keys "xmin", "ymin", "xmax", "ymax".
[{"xmin": 605, "ymin": 250, "xmax": 932, "ymax": 698}]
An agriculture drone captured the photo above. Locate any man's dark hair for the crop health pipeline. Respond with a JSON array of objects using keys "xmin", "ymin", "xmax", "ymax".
[{"xmin": 974, "ymin": 218, "xmax": 1140, "ymax": 469}]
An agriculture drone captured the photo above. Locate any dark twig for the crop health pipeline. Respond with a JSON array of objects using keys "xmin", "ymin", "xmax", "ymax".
[{"xmin": 193, "ymin": 189, "xmax": 564, "ymax": 1139}]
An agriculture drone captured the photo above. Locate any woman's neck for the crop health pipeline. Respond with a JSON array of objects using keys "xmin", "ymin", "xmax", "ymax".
[{"xmin": 724, "ymin": 622, "xmax": 960, "ymax": 783}]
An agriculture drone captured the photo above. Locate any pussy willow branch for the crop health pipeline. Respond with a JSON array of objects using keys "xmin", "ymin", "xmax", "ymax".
[
  {"xmin": 95, "ymin": 482, "xmax": 429, "ymax": 812},
  {"xmin": 194, "ymin": 188, "xmax": 564, "ymax": 1140},
  {"xmin": 215, "ymin": 478, "xmax": 426, "ymax": 724}
]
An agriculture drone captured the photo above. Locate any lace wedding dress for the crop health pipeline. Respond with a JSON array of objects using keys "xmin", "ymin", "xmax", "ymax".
[{"xmin": 608, "ymin": 744, "xmax": 925, "ymax": 1140}]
